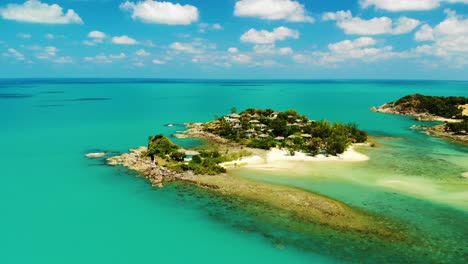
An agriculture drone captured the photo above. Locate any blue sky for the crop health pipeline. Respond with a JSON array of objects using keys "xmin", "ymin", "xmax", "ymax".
[{"xmin": 0, "ymin": 0, "xmax": 467, "ymax": 79}]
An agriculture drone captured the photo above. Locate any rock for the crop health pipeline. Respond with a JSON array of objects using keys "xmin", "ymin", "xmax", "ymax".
[
  {"xmin": 86, "ymin": 152, "xmax": 106, "ymax": 158},
  {"xmin": 370, "ymin": 106, "xmax": 377, "ymax": 112}
]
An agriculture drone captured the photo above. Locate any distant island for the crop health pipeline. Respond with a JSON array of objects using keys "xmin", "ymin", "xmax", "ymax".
[
  {"xmin": 372, "ymin": 94, "xmax": 468, "ymax": 143},
  {"xmin": 100, "ymin": 109, "xmax": 399, "ymax": 239}
]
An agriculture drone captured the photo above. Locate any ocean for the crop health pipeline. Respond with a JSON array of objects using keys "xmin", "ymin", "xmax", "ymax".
[{"xmin": 1, "ymin": 79, "xmax": 467, "ymax": 263}]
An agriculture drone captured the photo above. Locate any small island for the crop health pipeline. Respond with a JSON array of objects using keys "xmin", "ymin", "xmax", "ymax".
[
  {"xmin": 372, "ymin": 94, "xmax": 468, "ymax": 143},
  {"xmin": 103, "ymin": 109, "xmax": 403, "ymax": 240}
]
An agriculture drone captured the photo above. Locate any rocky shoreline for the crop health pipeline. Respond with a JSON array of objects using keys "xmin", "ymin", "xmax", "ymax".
[
  {"xmin": 371, "ymin": 104, "xmax": 461, "ymax": 122},
  {"xmin": 107, "ymin": 147, "xmax": 184, "ymax": 187},
  {"xmin": 372, "ymin": 104, "xmax": 467, "ymax": 144}
]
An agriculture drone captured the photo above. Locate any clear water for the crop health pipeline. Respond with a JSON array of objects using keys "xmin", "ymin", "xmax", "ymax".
[{"xmin": 1, "ymin": 79, "xmax": 467, "ymax": 263}]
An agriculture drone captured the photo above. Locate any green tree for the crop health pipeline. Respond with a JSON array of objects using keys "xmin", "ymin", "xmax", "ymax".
[{"xmin": 231, "ymin": 106, "xmax": 237, "ymax": 114}]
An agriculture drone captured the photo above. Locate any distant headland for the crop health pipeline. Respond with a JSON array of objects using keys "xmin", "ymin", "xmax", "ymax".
[{"xmin": 372, "ymin": 94, "xmax": 468, "ymax": 144}]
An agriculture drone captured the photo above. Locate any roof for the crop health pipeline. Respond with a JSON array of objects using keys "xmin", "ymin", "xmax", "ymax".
[
  {"xmin": 229, "ymin": 113, "xmax": 241, "ymax": 118},
  {"xmin": 301, "ymin": 134, "xmax": 312, "ymax": 138},
  {"xmin": 274, "ymin": 136, "xmax": 285, "ymax": 140},
  {"xmin": 258, "ymin": 134, "xmax": 270, "ymax": 138},
  {"xmin": 245, "ymin": 129, "xmax": 256, "ymax": 133},
  {"xmin": 249, "ymin": 120, "xmax": 260, "ymax": 123}
]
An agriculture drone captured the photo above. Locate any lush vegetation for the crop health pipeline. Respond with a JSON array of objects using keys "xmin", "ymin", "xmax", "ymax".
[
  {"xmin": 143, "ymin": 134, "xmax": 251, "ymax": 175},
  {"xmin": 204, "ymin": 108, "xmax": 367, "ymax": 155},
  {"xmin": 445, "ymin": 118, "xmax": 468, "ymax": 134},
  {"xmin": 394, "ymin": 94, "xmax": 467, "ymax": 119}
]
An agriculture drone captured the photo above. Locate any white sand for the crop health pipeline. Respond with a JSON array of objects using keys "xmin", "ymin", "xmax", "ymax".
[
  {"xmin": 220, "ymin": 145, "xmax": 369, "ymax": 170},
  {"xmin": 460, "ymin": 104, "xmax": 468, "ymax": 116}
]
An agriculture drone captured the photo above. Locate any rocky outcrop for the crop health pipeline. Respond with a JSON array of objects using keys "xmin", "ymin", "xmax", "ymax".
[
  {"xmin": 107, "ymin": 147, "xmax": 184, "ymax": 187},
  {"xmin": 372, "ymin": 103, "xmax": 445, "ymax": 121}
]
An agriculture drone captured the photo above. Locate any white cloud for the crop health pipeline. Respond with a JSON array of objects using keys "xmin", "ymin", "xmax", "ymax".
[
  {"xmin": 112, "ymin": 35, "xmax": 139, "ymax": 45},
  {"xmin": 323, "ymin": 11, "xmax": 420, "ymax": 35},
  {"xmin": 234, "ymin": 0, "xmax": 313, "ymax": 22},
  {"xmin": 170, "ymin": 42, "xmax": 200, "ymax": 53},
  {"xmin": 7, "ymin": 48, "xmax": 25, "ymax": 60},
  {"xmin": 17, "ymin": 33, "xmax": 31, "ymax": 39},
  {"xmin": 84, "ymin": 53, "xmax": 127, "ymax": 64},
  {"xmin": 278, "ymin": 47, "xmax": 293, "ymax": 55},
  {"xmin": 36, "ymin": 46, "xmax": 58, "ymax": 59},
  {"xmin": 231, "ymin": 54, "xmax": 252, "ymax": 63},
  {"xmin": 393, "ymin": 17, "xmax": 422, "ymax": 34},
  {"xmin": 322, "ymin": 10, "xmax": 352, "ymax": 21},
  {"xmin": 45, "ymin": 34, "xmax": 54, "ymax": 39},
  {"xmin": 360, "ymin": 0, "xmax": 440, "ymax": 11},
  {"xmin": 241, "ymin": 26, "xmax": 299, "ymax": 44},
  {"xmin": 54, "ymin": 56, "xmax": 72, "ymax": 63},
  {"xmin": 228, "ymin": 47, "xmax": 239, "ymax": 53},
  {"xmin": 415, "ymin": 24, "xmax": 435, "ymax": 41},
  {"xmin": 136, "ymin": 49, "xmax": 150, "ymax": 56},
  {"xmin": 152, "ymin": 59, "xmax": 166, "ymax": 64},
  {"xmin": 328, "ymin": 37, "xmax": 377, "ymax": 52},
  {"xmin": 198, "ymin": 22, "xmax": 223, "ymax": 33},
  {"xmin": 120, "ymin": 0, "xmax": 199, "ymax": 25},
  {"xmin": 134, "ymin": 62, "xmax": 145, "ymax": 67},
  {"xmin": 88, "ymin": 31, "xmax": 106, "ymax": 39},
  {"xmin": 253, "ymin": 44, "xmax": 294, "ymax": 55},
  {"xmin": 360, "ymin": 0, "xmax": 468, "ymax": 12},
  {"xmin": 0, "ymin": 0, "xmax": 83, "ymax": 24},
  {"xmin": 109, "ymin": 53, "xmax": 127, "ymax": 59}
]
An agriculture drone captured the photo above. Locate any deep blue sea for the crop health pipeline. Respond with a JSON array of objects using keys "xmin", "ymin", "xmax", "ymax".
[{"xmin": 1, "ymin": 79, "xmax": 467, "ymax": 263}]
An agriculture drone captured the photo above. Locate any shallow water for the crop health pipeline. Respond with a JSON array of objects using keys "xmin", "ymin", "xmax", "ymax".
[{"xmin": 1, "ymin": 79, "xmax": 467, "ymax": 263}]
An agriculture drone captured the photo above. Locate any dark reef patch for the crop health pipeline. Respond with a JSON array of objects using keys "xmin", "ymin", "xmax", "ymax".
[{"xmin": 0, "ymin": 93, "xmax": 33, "ymax": 99}]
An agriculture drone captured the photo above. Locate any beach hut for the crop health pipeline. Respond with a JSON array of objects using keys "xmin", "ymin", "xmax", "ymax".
[
  {"xmin": 258, "ymin": 134, "xmax": 270, "ymax": 139},
  {"xmin": 274, "ymin": 136, "xmax": 285, "ymax": 141},
  {"xmin": 249, "ymin": 120, "xmax": 260, "ymax": 124},
  {"xmin": 301, "ymin": 134, "xmax": 312, "ymax": 138}
]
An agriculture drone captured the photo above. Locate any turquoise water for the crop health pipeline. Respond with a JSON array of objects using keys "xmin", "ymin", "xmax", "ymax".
[{"xmin": 1, "ymin": 79, "xmax": 467, "ymax": 263}]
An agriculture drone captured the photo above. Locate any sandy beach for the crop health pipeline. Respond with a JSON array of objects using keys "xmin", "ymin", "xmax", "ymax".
[{"xmin": 221, "ymin": 145, "xmax": 369, "ymax": 170}]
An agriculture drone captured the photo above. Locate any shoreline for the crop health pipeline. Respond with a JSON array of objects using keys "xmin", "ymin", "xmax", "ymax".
[
  {"xmin": 372, "ymin": 104, "xmax": 467, "ymax": 144},
  {"xmin": 220, "ymin": 145, "xmax": 369, "ymax": 170}
]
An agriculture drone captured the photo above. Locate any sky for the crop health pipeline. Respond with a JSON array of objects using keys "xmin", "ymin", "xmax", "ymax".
[{"xmin": 0, "ymin": 0, "xmax": 467, "ymax": 79}]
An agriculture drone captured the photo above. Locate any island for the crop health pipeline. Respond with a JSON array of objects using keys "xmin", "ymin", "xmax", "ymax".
[
  {"xmin": 372, "ymin": 94, "xmax": 468, "ymax": 144},
  {"xmin": 103, "ymin": 108, "xmax": 404, "ymax": 242}
]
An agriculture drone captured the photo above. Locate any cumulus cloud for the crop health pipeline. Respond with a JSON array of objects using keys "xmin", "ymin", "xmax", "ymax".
[
  {"xmin": 360, "ymin": 0, "xmax": 440, "ymax": 11},
  {"xmin": 360, "ymin": 0, "xmax": 468, "ymax": 12},
  {"xmin": 412, "ymin": 10, "xmax": 468, "ymax": 66},
  {"xmin": 120, "ymin": 0, "xmax": 199, "ymax": 25},
  {"xmin": 323, "ymin": 10, "xmax": 420, "ymax": 35},
  {"xmin": 328, "ymin": 37, "xmax": 377, "ymax": 52},
  {"xmin": 253, "ymin": 44, "xmax": 294, "ymax": 55},
  {"xmin": 136, "ymin": 49, "xmax": 150, "ymax": 56},
  {"xmin": 88, "ymin": 31, "xmax": 106, "ymax": 39},
  {"xmin": 45, "ymin": 34, "xmax": 54, "ymax": 39},
  {"xmin": 228, "ymin": 47, "xmax": 239, "ymax": 53},
  {"xmin": 241, "ymin": 26, "xmax": 299, "ymax": 44},
  {"xmin": 152, "ymin": 59, "xmax": 166, "ymax": 64},
  {"xmin": 112, "ymin": 35, "xmax": 139, "ymax": 45},
  {"xmin": 231, "ymin": 54, "xmax": 252, "ymax": 63},
  {"xmin": 415, "ymin": 24, "xmax": 435, "ymax": 41},
  {"xmin": 170, "ymin": 42, "xmax": 199, "ymax": 53},
  {"xmin": 0, "ymin": 0, "xmax": 83, "ymax": 24},
  {"xmin": 234, "ymin": 0, "xmax": 313, "ymax": 22}
]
